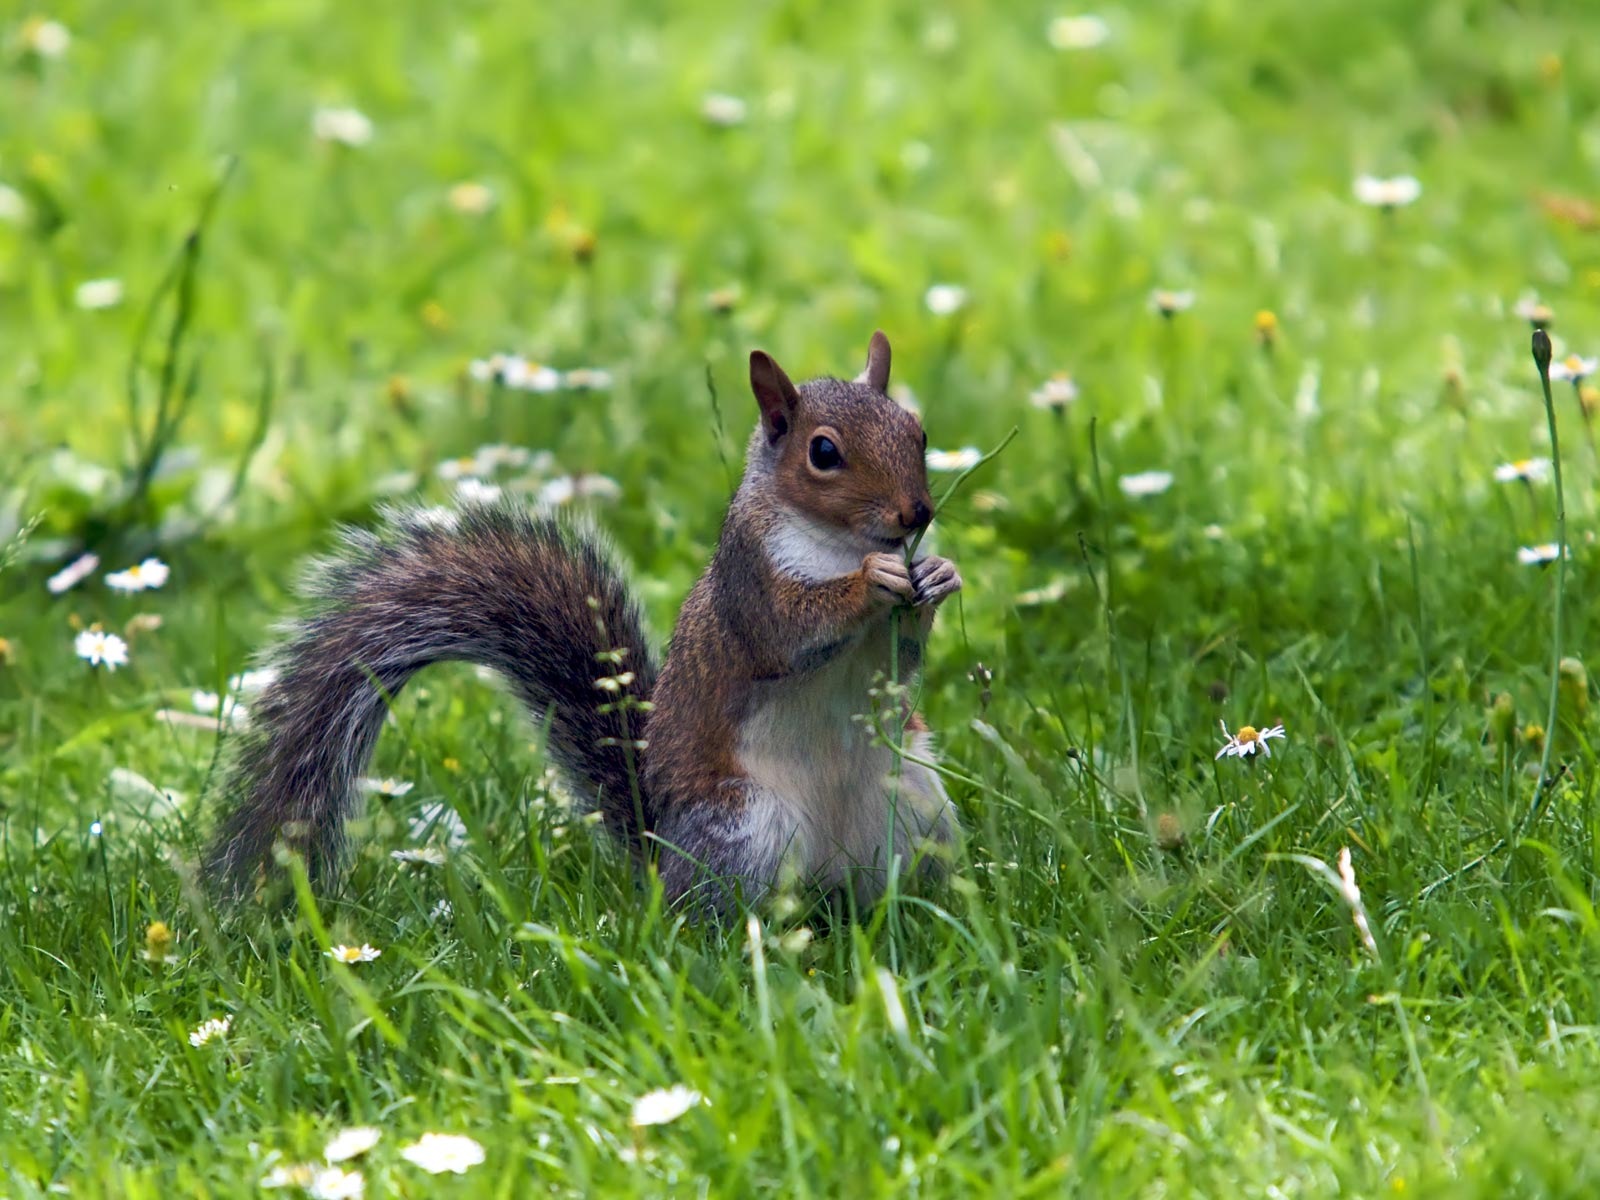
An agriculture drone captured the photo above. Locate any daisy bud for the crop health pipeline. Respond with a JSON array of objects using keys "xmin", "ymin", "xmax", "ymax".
[
  {"xmin": 1253, "ymin": 309, "xmax": 1279, "ymax": 349},
  {"xmin": 1487, "ymin": 692, "xmax": 1516, "ymax": 746},
  {"xmin": 1532, "ymin": 329, "xmax": 1553, "ymax": 376}
]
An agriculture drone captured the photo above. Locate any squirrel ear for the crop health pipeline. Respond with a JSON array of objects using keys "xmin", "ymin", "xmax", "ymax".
[
  {"xmin": 750, "ymin": 350, "xmax": 800, "ymax": 443},
  {"xmin": 856, "ymin": 330, "xmax": 891, "ymax": 393}
]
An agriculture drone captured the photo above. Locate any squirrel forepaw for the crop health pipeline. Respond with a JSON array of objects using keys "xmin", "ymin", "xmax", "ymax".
[
  {"xmin": 863, "ymin": 552, "xmax": 916, "ymax": 606},
  {"xmin": 911, "ymin": 555, "xmax": 962, "ymax": 608}
]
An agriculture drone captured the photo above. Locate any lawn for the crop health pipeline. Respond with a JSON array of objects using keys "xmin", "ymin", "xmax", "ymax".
[{"xmin": 5, "ymin": 0, "xmax": 1600, "ymax": 1194}]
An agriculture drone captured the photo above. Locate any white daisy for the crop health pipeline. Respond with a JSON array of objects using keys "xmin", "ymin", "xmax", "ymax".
[
  {"xmin": 325, "ymin": 943, "xmax": 382, "ymax": 964},
  {"xmin": 1518, "ymin": 543, "xmax": 1568, "ymax": 566},
  {"xmin": 75, "ymin": 629, "xmax": 129, "ymax": 670},
  {"xmin": 1015, "ymin": 578, "xmax": 1070, "ymax": 606},
  {"xmin": 1494, "ymin": 458, "xmax": 1552, "ymax": 484},
  {"xmin": 1513, "ymin": 297, "xmax": 1554, "ymax": 327},
  {"xmin": 1047, "ymin": 14, "xmax": 1110, "ymax": 49},
  {"xmin": 498, "ymin": 357, "xmax": 562, "ymax": 392},
  {"xmin": 924, "ymin": 284, "xmax": 967, "ymax": 316},
  {"xmin": 391, "ymin": 847, "xmax": 447, "ymax": 867},
  {"xmin": 22, "ymin": 17, "xmax": 70, "ymax": 58},
  {"xmin": 447, "ymin": 181, "xmax": 494, "ymax": 215},
  {"xmin": 1029, "ymin": 374, "xmax": 1079, "ymax": 411},
  {"xmin": 409, "ymin": 802, "xmax": 468, "ymax": 848},
  {"xmin": 229, "ymin": 667, "xmax": 279, "ymax": 693},
  {"xmin": 1353, "ymin": 174, "xmax": 1421, "ymax": 208},
  {"xmin": 562, "ymin": 367, "xmax": 613, "ymax": 390},
  {"xmin": 0, "ymin": 183, "xmax": 26, "ymax": 221},
  {"xmin": 400, "ymin": 1133, "xmax": 485, "ymax": 1175},
  {"xmin": 455, "ymin": 478, "xmax": 502, "ymax": 505},
  {"xmin": 362, "ymin": 777, "xmax": 414, "ymax": 797},
  {"xmin": 1151, "ymin": 288, "xmax": 1195, "ymax": 316},
  {"xmin": 46, "ymin": 552, "xmax": 99, "ymax": 595},
  {"xmin": 188, "ymin": 1015, "xmax": 232, "ymax": 1047},
  {"xmin": 324, "ymin": 1127, "xmax": 382, "ymax": 1164},
  {"xmin": 706, "ymin": 285, "xmax": 741, "ymax": 313},
  {"xmin": 104, "ymin": 557, "xmax": 170, "ymax": 593},
  {"xmin": 1118, "ymin": 470, "xmax": 1174, "ymax": 498},
  {"xmin": 472, "ymin": 444, "xmax": 533, "ymax": 473},
  {"xmin": 261, "ymin": 1164, "xmax": 318, "ymax": 1190},
  {"xmin": 434, "ymin": 454, "xmax": 482, "ymax": 482},
  {"xmin": 925, "ymin": 446, "xmax": 982, "ymax": 472},
  {"xmin": 1548, "ymin": 354, "xmax": 1599, "ymax": 384},
  {"xmin": 312, "ymin": 106, "xmax": 374, "ymax": 147},
  {"xmin": 307, "ymin": 1167, "xmax": 364, "ymax": 1200},
  {"xmin": 629, "ymin": 1084, "xmax": 704, "ymax": 1128},
  {"xmin": 192, "ymin": 689, "xmax": 249, "ymax": 725},
  {"xmin": 1215, "ymin": 720, "xmax": 1286, "ymax": 760},
  {"xmin": 75, "ymin": 279, "xmax": 124, "ymax": 310},
  {"xmin": 700, "ymin": 93, "xmax": 748, "ymax": 127}
]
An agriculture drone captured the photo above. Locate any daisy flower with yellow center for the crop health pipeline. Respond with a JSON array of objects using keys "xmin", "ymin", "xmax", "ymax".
[
  {"xmin": 1353, "ymin": 174, "xmax": 1421, "ymax": 209},
  {"xmin": 924, "ymin": 283, "xmax": 968, "ymax": 316},
  {"xmin": 21, "ymin": 16, "xmax": 71, "ymax": 58},
  {"xmin": 1518, "ymin": 543, "xmax": 1567, "ymax": 566},
  {"xmin": 447, "ymin": 181, "xmax": 494, "ymax": 215},
  {"xmin": 324, "ymin": 1127, "xmax": 382, "ymax": 1163},
  {"xmin": 400, "ymin": 1133, "xmax": 485, "ymax": 1175},
  {"xmin": 75, "ymin": 628, "xmax": 129, "ymax": 670},
  {"xmin": 1548, "ymin": 354, "xmax": 1598, "ymax": 384},
  {"xmin": 1514, "ymin": 297, "xmax": 1554, "ymax": 328},
  {"xmin": 1493, "ymin": 457, "xmax": 1552, "ymax": 484},
  {"xmin": 1151, "ymin": 288, "xmax": 1195, "ymax": 317},
  {"xmin": 926, "ymin": 446, "xmax": 982, "ymax": 472},
  {"xmin": 391, "ymin": 847, "xmax": 447, "ymax": 867},
  {"xmin": 312, "ymin": 106, "xmax": 374, "ymax": 147},
  {"xmin": 325, "ymin": 944, "xmax": 382, "ymax": 964},
  {"xmin": 105, "ymin": 557, "xmax": 170, "ymax": 593},
  {"xmin": 361, "ymin": 777, "xmax": 413, "ymax": 797},
  {"xmin": 1029, "ymin": 373, "xmax": 1078, "ymax": 411},
  {"xmin": 188, "ymin": 1015, "xmax": 232, "ymax": 1047},
  {"xmin": 1215, "ymin": 720, "xmax": 1286, "ymax": 760},
  {"xmin": 1047, "ymin": 14, "xmax": 1110, "ymax": 49}
]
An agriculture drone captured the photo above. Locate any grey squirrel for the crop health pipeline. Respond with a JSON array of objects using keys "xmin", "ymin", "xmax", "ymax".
[{"xmin": 205, "ymin": 332, "xmax": 964, "ymax": 911}]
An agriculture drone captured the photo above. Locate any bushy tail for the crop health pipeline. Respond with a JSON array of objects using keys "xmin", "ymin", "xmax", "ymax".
[{"xmin": 204, "ymin": 503, "xmax": 658, "ymax": 895}]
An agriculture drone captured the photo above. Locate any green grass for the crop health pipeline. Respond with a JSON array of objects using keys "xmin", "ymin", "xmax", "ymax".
[{"xmin": 6, "ymin": 0, "xmax": 1600, "ymax": 1194}]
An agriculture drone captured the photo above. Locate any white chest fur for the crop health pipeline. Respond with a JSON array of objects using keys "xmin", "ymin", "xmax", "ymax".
[{"xmin": 733, "ymin": 623, "xmax": 956, "ymax": 897}]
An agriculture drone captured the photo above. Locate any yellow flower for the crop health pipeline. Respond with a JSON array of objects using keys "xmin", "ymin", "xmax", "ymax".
[{"xmin": 1254, "ymin": 309, "xmax": 1279, "ymax": 347}]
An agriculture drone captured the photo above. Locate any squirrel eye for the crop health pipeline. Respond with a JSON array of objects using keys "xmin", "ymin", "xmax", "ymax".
[{"xmin": 808, "ymin": 435, "xmax": 844, "ymax": 471}]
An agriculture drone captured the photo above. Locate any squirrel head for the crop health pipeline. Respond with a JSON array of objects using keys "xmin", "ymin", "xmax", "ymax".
[{"xmin": 747, "ymin": 331, "xmax": 934, "ymax": 548}]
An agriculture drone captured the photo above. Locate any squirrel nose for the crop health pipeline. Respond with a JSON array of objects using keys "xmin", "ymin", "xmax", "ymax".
[{"xmin": 900, "ymin": 499, "xmax": 933, "ymax": 532}]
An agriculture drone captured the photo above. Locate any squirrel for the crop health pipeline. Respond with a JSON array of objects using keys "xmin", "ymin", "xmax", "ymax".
[{"xmin": 205, "ymin": 331, "xmax": 964, "ymax": 912}]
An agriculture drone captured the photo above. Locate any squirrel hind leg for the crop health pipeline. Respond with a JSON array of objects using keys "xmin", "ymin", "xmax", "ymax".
[{"xmin": 649, "ymin": 784, "xmax": 798, "ymax": 916}]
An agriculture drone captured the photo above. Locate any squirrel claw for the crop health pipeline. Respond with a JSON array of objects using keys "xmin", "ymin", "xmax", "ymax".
[
  {"xmin": 864, "ymin": 552, "xmax": 915, "ymax": 605},
  {"xmin": 911, "ymin": 555, "xmax": 962, "ymax": 608}
]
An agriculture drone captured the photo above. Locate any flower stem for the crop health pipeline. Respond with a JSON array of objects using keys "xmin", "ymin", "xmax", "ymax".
[{"xmin": 1518, "ymin": 328, "xmax": 1566, "ymax": 837}]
